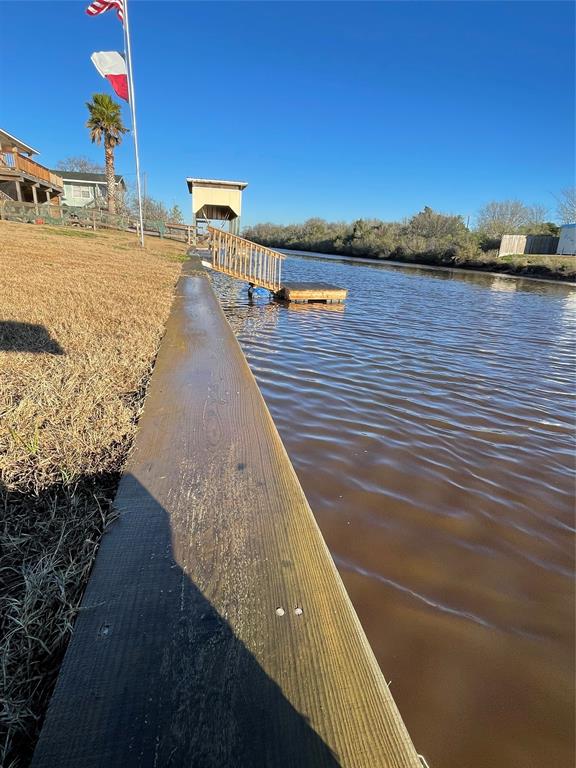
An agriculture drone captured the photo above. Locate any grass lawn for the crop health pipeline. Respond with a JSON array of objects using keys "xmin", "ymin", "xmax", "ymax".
[{"xmin": 0, "ymin": 221, "xmax": 185, "ymax": 766}]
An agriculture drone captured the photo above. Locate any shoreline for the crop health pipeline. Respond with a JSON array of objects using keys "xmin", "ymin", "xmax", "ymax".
[{"xmin": 278, "ymin": 248, "xmax": 576, "ymax": 287}]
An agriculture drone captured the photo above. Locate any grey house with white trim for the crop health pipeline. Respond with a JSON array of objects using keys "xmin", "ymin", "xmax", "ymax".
[{"xmin": 57, "ymin": 171, "xmax": 126, "ymax": 209}]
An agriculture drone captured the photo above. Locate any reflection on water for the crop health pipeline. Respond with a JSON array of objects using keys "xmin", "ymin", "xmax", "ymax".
[
  {"xmin": 212, "ymin": 257, "xmax": 575, "ymax": 768},
  {"xmin": 490, "ymin": 276, "xmax": 518, "ymax": 293}
]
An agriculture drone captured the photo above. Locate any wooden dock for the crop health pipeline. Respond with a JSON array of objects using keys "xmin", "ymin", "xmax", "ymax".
[
  {"xmin": 31, "ymin": 254, "xmax": 418, "ymax": 767},
  {"xmin": 208, "ymin": 226, "xmax": 348, "ymax": 303},
  {"xmin": 275, "ymin": 281, "xmax": 347, "ymax": 303}
]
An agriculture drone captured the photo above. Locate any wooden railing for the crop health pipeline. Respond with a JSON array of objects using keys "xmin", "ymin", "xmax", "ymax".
[
  {"xmin": 0, "ymin": 151, "xmax": 15, "ymax": 168},
  {"xmin": 50, "ymin": 170, "xmax": 63, "ymax": 187},
  {"xmin": 208, "ymin": 225, "xmax": 285, "ymax": 292},
  {"xmin": 16, "ymin": 154, "xmax": 63, "ymax": 187},
  {"xmin": 0, "ymin": 151, "xmax": 63, "ymax": 187}
]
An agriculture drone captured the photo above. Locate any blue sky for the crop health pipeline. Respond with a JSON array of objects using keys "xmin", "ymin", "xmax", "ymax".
[{"xmin": 0, "ymin": 1, "xmax": 574, "ymax": 225}]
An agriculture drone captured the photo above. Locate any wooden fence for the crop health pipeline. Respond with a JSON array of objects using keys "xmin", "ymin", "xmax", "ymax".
[
  {"xmin": 0, "ymin": 199, "xmax": 194, "ymax": 244},
  {"xmin": 499, "ymin": 234, "xmax": 560, "ymax": 257}
]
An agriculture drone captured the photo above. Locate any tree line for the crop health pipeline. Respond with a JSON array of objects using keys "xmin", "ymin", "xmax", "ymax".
[{"xmin": 243, "ymin": 192, "xmax": 575, "ymax": 262}]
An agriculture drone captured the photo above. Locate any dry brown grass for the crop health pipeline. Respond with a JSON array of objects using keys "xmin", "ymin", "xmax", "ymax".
[{"xmin": 0, "ymin": 221, "xmax": 184, "ymax": 766}]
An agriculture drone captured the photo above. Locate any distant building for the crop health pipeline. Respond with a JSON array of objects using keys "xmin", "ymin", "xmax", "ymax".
[
  {"xmin": 0, "ymin": 128, "xmax": 63, "ymax": 205},
  {"xmin": 58, "ymin": 171, "xmax": 126, "ymax": 209},
  {"xmin": 557, "ymin": 224, "xmax": 576, "ymax": 255}
]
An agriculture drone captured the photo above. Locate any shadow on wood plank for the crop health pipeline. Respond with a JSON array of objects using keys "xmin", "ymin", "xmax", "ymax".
[{"xmin": 30, "ymin": 474, "xmax": 341, "ymax": 767}]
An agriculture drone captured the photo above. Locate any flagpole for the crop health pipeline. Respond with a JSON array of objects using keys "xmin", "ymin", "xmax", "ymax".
[{"xmin": 122, "ymin": 0, "xmax": 144, "ymax": 246}]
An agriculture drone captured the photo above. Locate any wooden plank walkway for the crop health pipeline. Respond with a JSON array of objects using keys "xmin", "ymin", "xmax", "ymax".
[{"xmin": 31, "ymin": 254, "xmax": 419, "ymax": 768}]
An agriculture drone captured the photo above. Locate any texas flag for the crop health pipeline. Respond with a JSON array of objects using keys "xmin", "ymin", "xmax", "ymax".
[{"xmin": 91, "ymin": 51, "xmax": 129, "ymax": 101}]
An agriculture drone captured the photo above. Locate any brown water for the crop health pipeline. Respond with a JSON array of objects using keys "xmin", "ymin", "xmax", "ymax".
[{"xmin": 213, "ymin": 256, "xmax": 575, "ymax": 768}]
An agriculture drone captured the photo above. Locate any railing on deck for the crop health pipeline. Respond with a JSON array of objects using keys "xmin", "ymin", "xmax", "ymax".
[
  {"xmin": 16, "ymin": 154, "xmax": 63, "ymax": 186},
  {"xmin": 208, "ymin": 225, "xmax": 285, "ymax": 292},
  {"xmin": 0, "ymin": 151, "xmax": 63, "ymax": 187},
  {"xmin": 0, "ymin": 151, "xmax": 15, "ymax": 168}
]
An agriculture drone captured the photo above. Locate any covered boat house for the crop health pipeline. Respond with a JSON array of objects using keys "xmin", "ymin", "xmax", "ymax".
[{"xmin": 186, "ymin": 177, "xmax": 247, "ymax": 236}]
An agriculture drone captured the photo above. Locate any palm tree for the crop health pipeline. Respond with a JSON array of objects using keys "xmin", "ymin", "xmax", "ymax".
[{"xmin": 85, "ymin": 94, "xmax": 128, "ymax": 214}]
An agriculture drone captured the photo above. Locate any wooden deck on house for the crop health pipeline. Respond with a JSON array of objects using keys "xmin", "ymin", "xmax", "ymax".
[
  {"xmin": 0, "ymin": 151, "xmax": 63, "ymax": 204},
  {"xmin": 31, "ymin": 255, "xmax": 418, "ymax": 768}
]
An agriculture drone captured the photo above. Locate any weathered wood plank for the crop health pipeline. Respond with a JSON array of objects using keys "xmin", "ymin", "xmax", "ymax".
[
  {"xmin": 31, "ymin": 256, "xmax": 418, "ymax": 768},
  {"xmin": 278, "ymin": 282, "xmax": 348, "ymax": 302}
]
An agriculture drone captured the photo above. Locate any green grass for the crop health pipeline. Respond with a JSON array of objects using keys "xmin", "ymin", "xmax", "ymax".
[{"xmin": 166, "ymin": 251, "xmax": 189, "ymax": 262}]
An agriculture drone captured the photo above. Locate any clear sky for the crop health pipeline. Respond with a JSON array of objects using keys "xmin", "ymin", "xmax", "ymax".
[{"xmin": 0, "ymin": 1, "xmax": 574, "ymax": 225}]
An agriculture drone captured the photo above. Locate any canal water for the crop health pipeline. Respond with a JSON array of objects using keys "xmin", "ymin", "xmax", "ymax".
[{"xmin": 212, "ymin": 255, "xmax": 575, "ymax": 768}]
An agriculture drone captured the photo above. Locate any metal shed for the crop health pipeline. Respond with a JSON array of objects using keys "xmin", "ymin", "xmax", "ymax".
[{"xmin": 557, "ymin": 223, "xmax": 576, "ymax": 255}]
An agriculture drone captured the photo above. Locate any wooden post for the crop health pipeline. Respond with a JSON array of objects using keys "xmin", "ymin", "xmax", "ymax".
[
  {"xmin": 92, "ymin": 210, "xmax": 96, "ymax": 231},
  {"xmin": 32, "ymin": 184, "xmax": 39, "ymax": 216},
  {"xmin": 15, "ymin": 180, "xmax": 22, "ymax": 202}
]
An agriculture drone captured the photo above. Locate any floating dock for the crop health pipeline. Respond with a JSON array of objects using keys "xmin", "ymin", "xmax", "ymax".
[
  {"xmin": 207, "ymin": 225, "xmax": 348, "ymax": 304},
  {"xmin": 275, "ymin": 281, "xmax": 347, "ymax": 303},
  {"xmin": 32, "ymin": 254, "xmax": 418, "ymax": 767}
]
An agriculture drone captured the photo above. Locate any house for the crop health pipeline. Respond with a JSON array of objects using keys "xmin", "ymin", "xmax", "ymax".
[
  {"xmin": 557, "ymin": 224, "xmax": 576, "ymax": 255},
  {"xmin": 0, "ymin": 128, "xmax": 63, "ymax": 205},
  {"xmin": 58, "ymin": 171, "xmax": 126, "ymax": 209}
]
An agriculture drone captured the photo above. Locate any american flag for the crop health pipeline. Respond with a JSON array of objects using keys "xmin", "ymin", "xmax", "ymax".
[{"xmin": 85, "ymin": 0, "xmax": 124, "ymax": 24}]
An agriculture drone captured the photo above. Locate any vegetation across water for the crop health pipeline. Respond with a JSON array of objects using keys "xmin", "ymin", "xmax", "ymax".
[{"xmin": 244, "ymin": 207, "xmax": 576, "ymax": 282}]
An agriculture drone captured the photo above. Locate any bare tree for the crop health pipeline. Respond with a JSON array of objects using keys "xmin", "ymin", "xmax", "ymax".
[
  {"xmin": 524, "ymin": 204, "xmax": 548, "ymax": 227},
  {"xmin": 56, "ymin": 155, "xmax": 104, "ymax": 173},
  {"xmin": 556, "ymin": 187, "xmax": 576, "ymax": 224},
  {"xmin": 475, "ymin": 200, "xmax": 530, "ymax": 236}
]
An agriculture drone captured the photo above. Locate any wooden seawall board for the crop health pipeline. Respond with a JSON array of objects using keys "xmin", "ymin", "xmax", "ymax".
[{"xmin": 31, "ymin": 256, "xmax": 420, "ymax": 768}]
